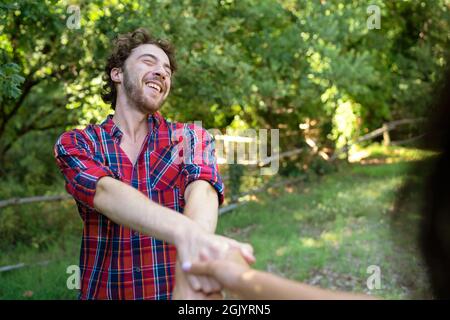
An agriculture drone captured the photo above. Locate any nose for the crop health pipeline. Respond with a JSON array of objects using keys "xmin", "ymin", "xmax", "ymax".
[
  {"xmin": 153, "ymin": 64, "xmax": 169, "ymax": 81},
  {"xmin": 154, "ymin": 70, "xmax": 166, "ymax": 81}
]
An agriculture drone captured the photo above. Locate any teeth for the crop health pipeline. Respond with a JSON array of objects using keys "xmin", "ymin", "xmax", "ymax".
[{"xmin": 145, "ymin": 82, "xmax": 161, "ymax": 92}]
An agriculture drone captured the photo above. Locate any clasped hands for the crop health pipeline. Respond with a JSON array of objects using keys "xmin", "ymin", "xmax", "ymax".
[{"xmin": 172, "ymin": 224, "xmax": 254, "ymax": 300}]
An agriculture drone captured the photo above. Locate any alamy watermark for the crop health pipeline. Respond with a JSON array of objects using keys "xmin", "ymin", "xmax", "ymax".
[
  {"xmin": 366, "ymin": 265, "xmax": 381, "ymax": 290},
  {"xmin": 367, "ymin": 5, "xmax": 381, "ymax": 30},
  {"xmin": 66, "ymin": 5, "xmax": 81, "ymax": 30},
  {"xmin": 169, "ymin": 121, "xmax": 280, "ymax": 175},
  {"xmin": 66, "ymin": 265, "xmax": 80, "ymax": 290}
]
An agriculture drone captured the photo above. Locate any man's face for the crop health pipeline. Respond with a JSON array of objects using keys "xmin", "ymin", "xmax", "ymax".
[{"xmin": 121, "ymin": 44, "xmax": 172, "ymax": 114}]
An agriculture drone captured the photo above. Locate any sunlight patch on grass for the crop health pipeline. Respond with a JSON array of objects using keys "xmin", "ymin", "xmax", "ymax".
[{"xmin": 300, "ymin": 237, "xmax": 323, "ymax": 249}]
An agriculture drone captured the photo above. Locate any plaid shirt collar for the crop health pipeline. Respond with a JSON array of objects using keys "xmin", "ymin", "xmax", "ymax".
[{"xmin": 101, "ymin": 112, "xmax": 163, "ymax": 142}]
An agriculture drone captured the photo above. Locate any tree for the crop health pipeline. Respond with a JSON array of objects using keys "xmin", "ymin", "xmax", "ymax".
[{"xmin": 0, "ymin": 0, "xmax": 448, "ymax": 189}]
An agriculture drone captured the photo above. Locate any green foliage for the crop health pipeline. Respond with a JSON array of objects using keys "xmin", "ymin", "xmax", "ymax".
[
  {"xmin": 309, "ymin": 156, "xmax": 336, "ymax": 176},
  {"xmin": 0, "ymin": 200, "xmax": 81, "ymax": 251},
  {"xmin": 0, "ymin": 62, "xmax": 24, "ymax": 102},
  {"xmin": 0, "ymin": 0, "xmax": 448, "ymax": 243},
  {"xmin": 278, "ymin": 158, "xmax": 303, "ymax": 177}
]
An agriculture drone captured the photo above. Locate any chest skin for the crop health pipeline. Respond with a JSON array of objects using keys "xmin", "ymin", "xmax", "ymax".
[{"xmin": 119, "ymin": 134, "xmax": 148, "ymax": 166}]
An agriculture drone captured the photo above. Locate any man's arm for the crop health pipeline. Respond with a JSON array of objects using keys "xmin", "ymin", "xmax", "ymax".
[
  {"xmin": 183, "ymin": 180, "xmax": 219, "ymax": 233},
  {"xmin": 173, "ymin": 180, "xmax": 255, "ymax": 298},
  {"xmin": 173, "ymin": 127, "xmax": 255, "ymax": 298},
  {"xmin": 173, "ymin": 180, "xmax": 222, "ymax": 299},
  {"xmin": 182, "ymin": 180, "xmax": 253, "ymax": 265},
  {"xmin": 93, "ymin": 176, "xmax": 192, "ymax": 245}
]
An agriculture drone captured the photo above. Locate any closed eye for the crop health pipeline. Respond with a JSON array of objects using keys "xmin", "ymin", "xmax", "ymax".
[{"xmin": 143, "ymin": 59, "xmax": 156, "ymax": 66}]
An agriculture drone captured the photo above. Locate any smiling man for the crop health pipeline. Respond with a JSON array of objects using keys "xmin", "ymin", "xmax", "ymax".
[{"xmin": 54, "ymin": 28, "xmax": 254, "ymax": 300}]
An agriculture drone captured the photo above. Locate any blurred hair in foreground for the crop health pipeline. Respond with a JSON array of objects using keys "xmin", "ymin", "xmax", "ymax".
[{"xmin": 394, "ymin": 67, "xmax": 450, "ymax": 299}]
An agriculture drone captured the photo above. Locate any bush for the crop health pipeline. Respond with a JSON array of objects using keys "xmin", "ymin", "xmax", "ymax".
[
  {"xmin": 310, "ymin": 156, "xmax": 337, "ymax": 176},
  {"xmin": 0, "ymin": 197, "xmax": 81, "ymax": 251}
]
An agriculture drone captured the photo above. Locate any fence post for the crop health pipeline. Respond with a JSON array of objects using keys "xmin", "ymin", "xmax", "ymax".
[
  {"xmin": 345, "ymin": 138, "xmax": 349, "ymax": 162},
  {"xmin": 382, "ymin": 123, "xmax": 391, "ymax": 146}
]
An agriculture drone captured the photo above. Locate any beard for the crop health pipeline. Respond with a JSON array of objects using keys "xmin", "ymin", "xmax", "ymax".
[{"xmin": 123, "ymin": 68, "xmax": 164, "ymax": 114}]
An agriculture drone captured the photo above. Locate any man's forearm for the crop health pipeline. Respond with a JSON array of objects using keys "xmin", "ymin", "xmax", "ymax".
[
  {"xmin": 183, "ymin": 180, "xmax": 219, "ymax": 233},
  {"xmin": 174, "ymin": 180, "xmax": 221, "ymax": 298},
  {"xmin": 93, "ymin": 176, "xmax": 194, "ymax": 246}
]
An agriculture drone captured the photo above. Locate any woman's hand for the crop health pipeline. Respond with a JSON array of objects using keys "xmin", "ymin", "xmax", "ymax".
[
  {"xmin": 172, "ymin": 260, "xmax": 224, "ymax": 300},
  {"xmin": 182, "ymin": 248, "xmax": 253, "ymax": 293}
]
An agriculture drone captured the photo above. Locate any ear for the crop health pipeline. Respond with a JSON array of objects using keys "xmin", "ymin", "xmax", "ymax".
[{"xmin": 110, "ymin": 67, "xmax": 122, "ymax": 83}]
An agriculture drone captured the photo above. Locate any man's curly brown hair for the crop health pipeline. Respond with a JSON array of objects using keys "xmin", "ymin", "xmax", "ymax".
[{"xmin": 101, "ymin": 28, "xmax": 177, "ymax": 110}]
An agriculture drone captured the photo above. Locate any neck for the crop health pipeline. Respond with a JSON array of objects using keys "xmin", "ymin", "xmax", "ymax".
[{"xmin": 112, "ymin": 96, "xmax": 149, "ymax": 142}]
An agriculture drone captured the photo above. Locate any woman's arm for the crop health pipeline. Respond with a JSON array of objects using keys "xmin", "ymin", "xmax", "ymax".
[{"xmin": 183, "ymin": 250, "xmax": 377, "ymax": 300}]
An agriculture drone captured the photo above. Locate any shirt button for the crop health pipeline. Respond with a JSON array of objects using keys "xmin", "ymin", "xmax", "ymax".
[
  {"xmin": 178, "ymin": 136, "xmax": 183, "ymax": 142},
  {"xmin": 179, "ymin": 149, "xmax": 183, "ymax": 157},
  {"xmin": 133, "ymin": 231, "xmax": 139, "ymax": 237},
  {"xmin": 134, "ymin": 267, "xmax": 141, "ymax": 273}
]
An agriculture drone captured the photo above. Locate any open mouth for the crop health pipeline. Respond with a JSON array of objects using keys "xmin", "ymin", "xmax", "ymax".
[{"xmin": 144, "ymin": 81, "xmax": 162, "ymax": 93}]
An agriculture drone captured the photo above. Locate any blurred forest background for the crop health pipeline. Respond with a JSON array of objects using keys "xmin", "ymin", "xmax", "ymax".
[{"xmin": 0, "ymin": 0, "xmax": 449, "ymax": 299}]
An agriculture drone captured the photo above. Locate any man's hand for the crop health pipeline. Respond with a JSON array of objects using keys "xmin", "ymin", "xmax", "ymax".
[{"xmin": 179, "ymin": 180, "xmax": 255, "ymax": 294}]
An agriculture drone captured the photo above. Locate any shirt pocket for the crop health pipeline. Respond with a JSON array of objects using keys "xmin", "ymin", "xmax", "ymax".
[
  {"xmin": 149, "ymin": 144, "xmax": 182, "ymax": 191},
  {"xmin": 149, "ymin": 187, "xmax": 181, "ymax": 212}
]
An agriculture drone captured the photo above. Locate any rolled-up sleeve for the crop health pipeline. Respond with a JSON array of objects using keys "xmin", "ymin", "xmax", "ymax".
[
  {"xmin": 179, "ymin": 125, "xmax": 224, "ymax": 205},
  {"xmin": 54, "ymin": 129, "xmax": 121, "ymax": 210}
]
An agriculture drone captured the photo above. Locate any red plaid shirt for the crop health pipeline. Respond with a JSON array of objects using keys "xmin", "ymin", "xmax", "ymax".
[{"xmin": 54, "ymin": 112, "xmax": 224, "ymax": 300}]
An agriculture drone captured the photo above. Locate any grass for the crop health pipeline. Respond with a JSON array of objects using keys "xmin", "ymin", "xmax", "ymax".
[
  {"xmin": 218, "ymin": 162, "xmax": 429, "ymax": 299},
  {"xmin": 0, "ymin": 237, "xmax": 80, "ymax": 299},
  {"xmin": 0, "ymin": 144, "xmax": 433, "ymax": 299}
]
